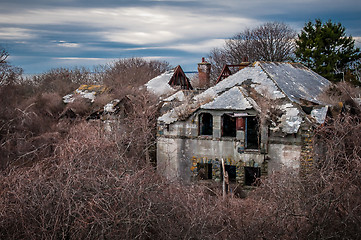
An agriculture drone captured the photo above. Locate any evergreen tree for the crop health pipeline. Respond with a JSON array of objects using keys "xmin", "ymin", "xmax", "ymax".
[{"xmin": 295, "ymin": 19, "xmax": 361, "ymax": 83}]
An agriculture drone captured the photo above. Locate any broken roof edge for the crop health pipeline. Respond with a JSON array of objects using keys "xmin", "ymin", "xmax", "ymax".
[
  {"xmin": 201, "ymin": 86, "xmax": 255, "ymax": 111},
  {"xmin": 158, "ymin": 64, "xmax": 270, "ymax": 124},
  {"xmin": 158, "ymin": 88, "xmax": 261, "ymax": 125},
  {"xmin": 63, "ymin": 84, "xmax": 110, "ymax": 104}
]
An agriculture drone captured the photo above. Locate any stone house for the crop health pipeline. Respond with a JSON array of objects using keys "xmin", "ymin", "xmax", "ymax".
[{"xmin": 156, "ymin": 61, "xmax": 331, "ymax": 185}]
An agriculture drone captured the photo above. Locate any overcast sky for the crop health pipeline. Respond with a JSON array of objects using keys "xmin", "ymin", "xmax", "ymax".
[{"xmin": 1, "ymin": 0, "xmax": 360, "ymax": 74}]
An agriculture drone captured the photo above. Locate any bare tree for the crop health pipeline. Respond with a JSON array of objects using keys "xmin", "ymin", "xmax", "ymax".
[
  {"xmin": 252, "ymin": 22, "xmax": 296, "ymax": 61},
  {"xmin": 0, "ymin": 47, "xmax": 9, "ymax": 64},
  {"xmin": 0, "ymin": 47, "xmax": 22, "ymax": 86},
  {"xmin": 208, "ymin": 22, "xmax": 296, "ymax": 81}
]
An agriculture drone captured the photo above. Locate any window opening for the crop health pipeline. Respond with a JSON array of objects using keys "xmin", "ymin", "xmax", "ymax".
[
  {"xmin": 197, "ymin": 163, "xmax": 212, "ymax": 180},
  {"xmin": 246, "ymin": 117, "xmax": 260, "ymax": 149},
  {"xmin": 222, "ymin": 114, "xmax": 236, "ymax": 137},
  {"xmin": 221, "ymin": 165, "xmax": 237, "ymax": 182},
  {"xmin": 244, "ymin": 167, "xmax": 261, "ymax": 186},
  {"xmin": 199, "ymin": 113, "xmax": 213, "ymax": 136}
]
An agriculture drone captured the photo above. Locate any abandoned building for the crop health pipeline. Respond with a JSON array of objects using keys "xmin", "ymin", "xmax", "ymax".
[
  {"xmin": 63, "ymin": 84, "xmax": 109, "ymax": 104},
  {"xmin": 156, "ymin": 61, "xmax": 331, "ymax": 186},
  {"xmin": 61, "ymin": 84, "xmax": 134, "ymax": 123}
]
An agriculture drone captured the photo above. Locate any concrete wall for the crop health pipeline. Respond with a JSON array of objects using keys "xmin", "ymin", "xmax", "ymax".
[
  {"xmin": 267, "ymin": 143, "xmax": 301, "ymax": 172},
  {"xmin": 157, "ymin": 109, "xmax": 304, "ymax": 184},
  {"xmin": 157, "ymin": 137, "xmax": 265, "ymax": 182}
]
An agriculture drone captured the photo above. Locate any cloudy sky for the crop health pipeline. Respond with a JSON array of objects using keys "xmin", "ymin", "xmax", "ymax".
[{"xmin": 1, "ymin": 0, "xmax": 360, "ymax": 74}]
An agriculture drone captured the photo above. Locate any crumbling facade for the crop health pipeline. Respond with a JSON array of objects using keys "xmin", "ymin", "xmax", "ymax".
[{"xmin": 155, "ymin": 62, "xmax": 330, "ymax": 185}]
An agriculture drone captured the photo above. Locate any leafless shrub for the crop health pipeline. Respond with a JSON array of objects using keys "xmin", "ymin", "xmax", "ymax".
[
  {"xmin": 30, "ymin": 67, "xmax": 93, "ymax": 96},
  {"xmin": 107, "ymin": 90, "xmax": 160, "ymax": 166},
  {"xmin": 92, "ymin": 93, "xmax": 114, "ymax": 110},
  {"xmin": 102, "ymin": 58, "xmax": 171, "ymax": 96},
  {"xmin": 0, "ymin": 47, "xmax": 23, "ymax": 86},
  {"xmin": 65, "ymin": 98, "xmax": 93, "ymax": 117},
  {"xmin": 1, "ymin": 109, "xmax": 360, "ymax": 239},
  {"xmin": 241, "ymin": 112, "xmax": 361, "ymax": 240},
  {"xmin": 0, "ymin": 121, "xmax": 240, "ymax": 239},
  {"xmin": 0, "ymin": 88, "xmax": 66, "ymax": 168},
  {"xmin": 320, "ymin": 81, "xmax": 361, "ymax": 105},
  {"xmin": 0, "ymin": 46, "xmax": 9, "ymax": 64}
]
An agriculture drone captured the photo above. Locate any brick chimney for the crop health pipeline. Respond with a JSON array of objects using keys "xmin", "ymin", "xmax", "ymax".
[{"xmin": 198, "ymin": 57, "xmax": 211, "ymax": 88}]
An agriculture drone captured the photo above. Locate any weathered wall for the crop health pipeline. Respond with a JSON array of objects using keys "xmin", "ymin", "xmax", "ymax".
[
  {"xmin": 267, "ymin": 143, "xmax": 302, "ymax": 172},
  {"xmin": 157, "ymin": 109, "xmax": 305, "ymax": 183},
  {"xmin": 157, "ymin": 136, "xmax": 265, "ymax": 182}
]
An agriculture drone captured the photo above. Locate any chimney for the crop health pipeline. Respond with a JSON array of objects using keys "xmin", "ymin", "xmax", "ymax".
[{"xmin": 198, "ymin": 57, "xmax": 211, "ymax": 88}]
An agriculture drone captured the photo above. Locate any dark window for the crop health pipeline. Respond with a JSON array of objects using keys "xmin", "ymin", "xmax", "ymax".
[
  {"xmin": 199, "ymin": 113, "xmax": 213, "ymax": 136},
  {"xmin": 221, "ymin": 165, "xmax": 237, "ymax": 182},
  {"xmin": 246, "ymin": 117, "xmax": 260, "ymax": 149},
  {"xmin": 197, "ymin": 163, "xmax": 212, "ymax": 180},
  {"xmin": 244, "ymin": 167, "xmax": 261, "ymax": 186},
  {"xmin": 222, "ymin": 114, "xmax": 236, "ymax": 137}
]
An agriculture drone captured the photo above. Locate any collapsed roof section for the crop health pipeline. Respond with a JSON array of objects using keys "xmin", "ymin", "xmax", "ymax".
[
  {"xmin": 158, "ymin": 62, "xmax": 331, "ymax": 134},
  {"xmin": 63, "ymin": 84, "xmax": 108, "ymax": 103}
]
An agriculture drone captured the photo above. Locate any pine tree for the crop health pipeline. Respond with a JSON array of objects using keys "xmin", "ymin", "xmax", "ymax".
[{"xmin": 295, "ymin": 19, "xmax": 361, "ymax": 83}]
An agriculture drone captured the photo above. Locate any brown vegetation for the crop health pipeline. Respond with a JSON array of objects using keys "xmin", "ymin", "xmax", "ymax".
[
  {"xmin": 0, "ymin": 56, "xmax": 169, "ymax": 169},
  {"xmin": 0, "ymin": 49, "xmax": 360, "ymax": 239},
  {"xmin": 0, "ymin": 109, "xmax": 360, "ymax": 239}
]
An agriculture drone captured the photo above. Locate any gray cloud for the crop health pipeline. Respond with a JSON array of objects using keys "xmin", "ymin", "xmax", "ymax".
[{"xmin": 1, "ymin": 0, "xmax": 360, "ymax": 73}]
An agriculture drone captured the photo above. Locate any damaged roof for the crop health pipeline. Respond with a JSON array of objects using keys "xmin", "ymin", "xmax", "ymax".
[
  {"xmin": 63, "ymin": 84, "xmax": 108, "ymax": 103},
  {"xmin": 259, "ymin": 62, "xmax": 330, "ymax": 104},
  {"xmin": 201, "ymin": 86, "xmax": 254, "ymax": 111},
  {"xmin": 159, "ymin": 62, "xmax": 331, "ymax": 134},
  {"xmin": 145, "ymin": 69, "xmax": 176, "ymax": 97},
  {"xmin": 145, "ymin": 65, "xmax": 193, "ymax": 97}
]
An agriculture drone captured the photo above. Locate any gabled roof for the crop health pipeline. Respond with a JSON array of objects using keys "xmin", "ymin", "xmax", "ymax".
[
  {"xmin": 158, "ymin": 62, "xmax": 331, "ymax": 134},
  {"xmin": 216, "ymin": 63, "xmax": 251, "ymax": 84},
  {"xmin": 195, "ymin": 62, "xmax": 286, "ymax": 102},
  {"xmin": 216, "ymin": 65, "xmax": 232, "ymax": 83},
  {"xmin": 145, "ymin": 65, "xmax": 193, "ymax": 97},
  {"xmin": 168, "ymin": 65, "xmax": 193, "ymax": 90},
  {"xmin": 159, "ymin": 63, "xmax": 281, "ymax": 124},
  {"xmin": 145, "ymin": 69, "xmax": 175, "ymax": 97}
]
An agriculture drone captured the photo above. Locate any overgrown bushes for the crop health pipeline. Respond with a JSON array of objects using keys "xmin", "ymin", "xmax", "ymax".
[
  {"xmin": 0, "ymin": 57, "xmax": 170, "ymax": 169},
  {"xmin": 0, "ymin": 111, "xmax": 360, "ymax": 239},
  {"xmin": 0, "ymin": 54, "xmax": 360, "ymax": 239}
]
